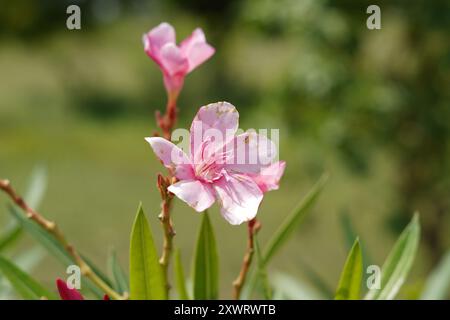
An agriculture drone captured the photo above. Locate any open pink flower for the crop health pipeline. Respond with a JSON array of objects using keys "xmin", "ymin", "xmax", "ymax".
[
  {"xmin": 145, "ymin": 102, "xmax": 285, "ymax": 225},
  {"xmin": 143, "ymin": 22, "xmax": 215, "ymax": 99}
]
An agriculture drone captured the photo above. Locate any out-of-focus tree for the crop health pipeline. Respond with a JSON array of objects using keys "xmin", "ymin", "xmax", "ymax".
[{"xmin": 233, "ymin": 0, "xmax": 450, "ymax": 263}]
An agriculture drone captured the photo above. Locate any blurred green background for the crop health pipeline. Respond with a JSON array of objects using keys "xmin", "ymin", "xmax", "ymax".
[{"xmin": 0, "ymin": 0, "xmax": 449, "ymax": 298}]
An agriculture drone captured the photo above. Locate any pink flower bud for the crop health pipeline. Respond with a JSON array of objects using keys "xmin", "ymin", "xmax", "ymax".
[{"xmin": 143, "ymin": 23, "xmax": 215, "ymax": 99}]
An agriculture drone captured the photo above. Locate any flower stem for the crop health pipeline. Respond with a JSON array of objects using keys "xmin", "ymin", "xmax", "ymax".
[
  {"xmin": 232, "ymin": 218, "xmax": 261, "ymax": 300},
  {"xmin": 0, "ymin": 179, "xmax": 124, "ymax": 300},
  {"xmin": 156, "ymin": 93, "xmax": 178, "ymax": 140},
  {"xmin": 154, "ymin": 93, "xmax": 179, "ymax": 296},
  {"xmin": 157, "ymin": 175, "xmax": 175, "ymax": 294}
]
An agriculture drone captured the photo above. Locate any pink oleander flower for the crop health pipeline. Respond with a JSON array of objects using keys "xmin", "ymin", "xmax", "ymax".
[
  {"xmin": 145, "ymin": 102, "xmax": 285, "ymax": 225},
  {"xmin": 143, "ymin": 22, "xmax": 215, "ymax": 101}
]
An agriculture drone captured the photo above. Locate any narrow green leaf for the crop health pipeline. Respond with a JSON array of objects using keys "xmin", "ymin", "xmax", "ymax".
[
  {"xmin": 81, "ymin": 254, "xmax": 114, "ymax": 289},
  {"xmin": 365, "ymin": 214, "xmax": 420, "ymax": 300},
  {"xmin": 255, "ymin": 235, "xmax": 272, "ymax": 300},
  {"xmin": 9, "ymin": 206, "xmax": 72, "ymax": 264},
  {"xmin": 0, "ymin": 225, "xmax": 22, "ymax": 252},
  {"xmin": 108, "ymin": 248, "xmax": 129, "ymax": 294},
  {"xmin": 263, "ymin": 173, "xmax": 328, "ymax": 265},
  {"xmin": 174, "ymin": 249, "xmax": 189, "ymax": 300},
  {"xmin": 193, "ymin": 212, "xmax": 219, "ymax": 300},
  {"xmin": 242, "ymin": 174, "xmax": 328, "ymax": 299},
  {"xmin": 420, "ymin": 250, "xmax": 450, "ymax": 300},
  {"xmin": 339, "ymin": 211, "xmax": 372, "ymax": 284},
  {"xmin": 271, "ymin": 272, "xmax": 326, "ymax": 300},
  {"xmin": 0, "ymin": 255, "xmax": 56, "ymax": 300},
  {"xmin": 129, "ymin": 203, "xmax": 166, "ymax": 300},
  {"xmin": 9, "ymin": 205, "xmax": 104, "ymax": 298},
  {"xmin": 335, "ymin": 238, "xmax": 363, "ymax": 300},
  {"xmin": 0, "ymin": 246, "xmax": 46, "ymax": 299}
]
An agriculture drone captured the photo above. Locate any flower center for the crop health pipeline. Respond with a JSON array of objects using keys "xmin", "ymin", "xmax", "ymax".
[{"xmin": 195, "ymin": 161, "xmax": 223, "ymax": 183}]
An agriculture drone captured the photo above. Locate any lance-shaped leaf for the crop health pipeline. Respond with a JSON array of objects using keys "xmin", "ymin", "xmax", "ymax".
[
  {"xmin": 263, "ymin": 173, "xmax": 328, "ymax": 265},
  {"xmin": 335, "ymin": 238, "xmax": 363, "ymax": 300},
  {"xmin": 193, "ymin": 212, "xmax": 219, "ymax": 300},
  {"xmin": 129, "ymin": 203, "xmax": 166, "ymax": 300},
  {"xmin": 420, "ymin": 250, "xmax": 450, "ymax": 300},
  {"xmin": 365, "ymin": 214, "xmax": 420, "ymax": 300},
  {"xmin": 174, "ymin": 249, "xmax": 189, "ymax": 300},
  {"xmin": 0, "ymin": 255, "xmax": 56, "ymax": 300}
]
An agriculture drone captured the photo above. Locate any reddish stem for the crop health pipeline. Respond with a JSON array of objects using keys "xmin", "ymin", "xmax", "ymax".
[{"xmin": 232, "ymin": 218, "xmax": 261, "ymax": 299}]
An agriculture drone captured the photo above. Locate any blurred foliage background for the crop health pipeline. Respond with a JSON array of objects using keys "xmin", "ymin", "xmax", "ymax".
[{"xmin": 0, "ymin": 0, "xmax": 449, "ymax": 298}]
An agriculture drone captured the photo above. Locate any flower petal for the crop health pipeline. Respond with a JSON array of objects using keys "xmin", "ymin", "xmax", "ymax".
[
  {"xmin": 180, "ymin": 28, "xmax": 215, "ymax": 72},
  {"xmin": 56, "ymin": 279, "xmax": 84, "ymax": 300},
  {"xmin": 224, "ymin": 130, "xmax": 277, "ymax": 174},
  {"xmin": 250, "ymin": 161, "xmax": 286, "ymax": 193},
  {"xmin": 213, "ymin": 173, "xmax": 263, "ymax": 225},
  {"xmin": 145, "ymin": 137, "xmax": 194, "ymax": 180},
  {"xmin": 168, "ymin": 180, "xmax": 215, "ymax": 212},
  {"xmin": 159, "ymin": 43, "xmax": 189, "ymax": 76},
  {"xmin": 143, "ymin": 22, "xmax": 176, "ymax": 57},
  {"xmin": 190, "ymin": 102, "xmax": 239, "ymax": 163}
]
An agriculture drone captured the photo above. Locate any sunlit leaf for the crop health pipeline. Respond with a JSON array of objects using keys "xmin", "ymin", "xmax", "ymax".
[
  {"xmin": 129, "ymin": 203, "xmax": 166, "ymax": 300},
  {"xmin": 193, "ymin": 212, "xmax": 218, "ymax": 300},
  {"xmin": 365, "ymin": 214, "xmax": 420, "ymax": 300},
  {"xmin": 339, "ymin": 211, "xmax": 372, "ymax": 284},
  {"xmin": 0, "ymin": 255, "xmax": 56, "ymax": 300},
  {"xmin": 335, "ymin": 238, "xmax": 363, "ymax": 300},
  {"xmin": 174, "ymin": 248, "xmax": 189, "ymax": 300},
  {"xmin": 420, "ymin": 250, "xmax": 450, "ymax": 300}
]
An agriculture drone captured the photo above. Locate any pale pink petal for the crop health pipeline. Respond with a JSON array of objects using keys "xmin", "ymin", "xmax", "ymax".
[
  {"xmin": 168, "ymin": 180, "xmax": 215, "ymax": 212},
  {"xmin": 145, "ymin": 137, "xmax": 194, "ymax": 180},
  {"xmin": 180, "ymin": 29, "xmax": 215, "ymax": 72},
  {"xmin": 159, "ymin": 43, "xmax": 189, "ymax": 76},
  {"xmin": 223, "ymin": 131, "xmax": 277, "ymax": 174},
  {"xmin": 190, "ymin": 102, "xmax": 239, "ymax": 164},
  {"xmin": 213, "ymin": 173, "xmax": 263, "ymax": 225},
  {"xmin": 143, "ymin": 22, "xmax": 176, "ymax": 57},
  {"xmin": 250, "ymin": 161, "xmax": 286, "ymax": 193},
  {"xmin": 180, "ymin": 29, "xmax": 206, "ymax": 54},
  {"xmin": 186, "ymin": 43, "xmax": 215, "ymax": 72}
]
